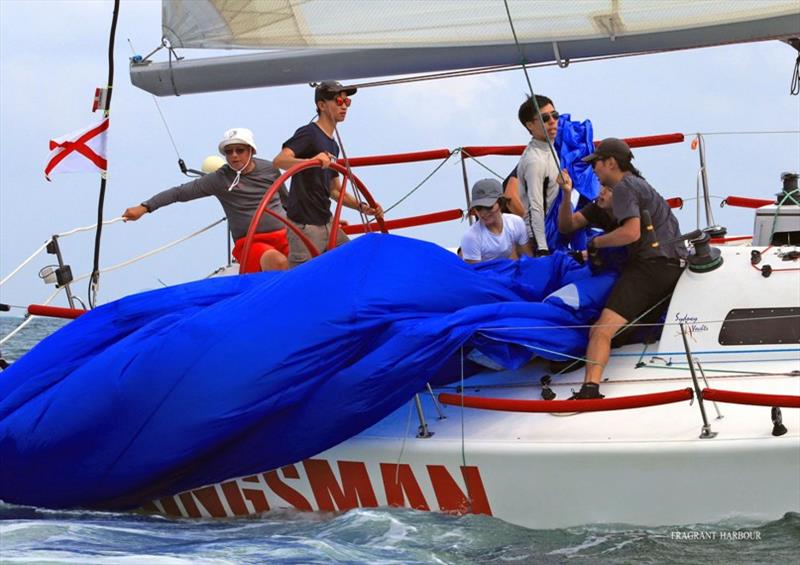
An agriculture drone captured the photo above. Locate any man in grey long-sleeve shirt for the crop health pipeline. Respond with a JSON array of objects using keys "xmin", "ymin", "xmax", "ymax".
[
  {"xmin": 123, "ymin": 128, "xmax": 289, "ymax": 272},
  {"xmin": 515, "ymin": 94, "xmax": 561, "ymax": 255}
]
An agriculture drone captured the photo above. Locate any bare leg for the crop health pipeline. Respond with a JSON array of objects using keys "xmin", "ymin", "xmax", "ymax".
[
  {"xmin": 585, "ymin": 308, "xmax": 628, "ymax": 384},
  {"xmin": 259, "ymin": 249, "xmax": 288, "ymax": 271}
]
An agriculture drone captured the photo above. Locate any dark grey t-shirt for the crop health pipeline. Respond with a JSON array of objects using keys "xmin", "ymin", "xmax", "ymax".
[
  {"xmin": 578, "ymin": 201, "xmax": 617, "ymax": 233},
  {"xmin": 611, "ymin": 174, "xmax": 687, "ymax": 261},
  {"xmin": 142, "ymin": 158, "xmax": 286, "ymax": 240}
]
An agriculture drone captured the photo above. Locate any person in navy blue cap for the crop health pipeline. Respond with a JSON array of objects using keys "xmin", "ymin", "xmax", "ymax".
[{"xmin": 273, "ymin": 81, "xmax": 383, "ymax": 268}]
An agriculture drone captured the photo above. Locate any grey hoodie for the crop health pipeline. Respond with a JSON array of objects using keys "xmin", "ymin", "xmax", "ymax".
[{"xmin": 142, "ymin": 158, "xmax": 287, "ymax": 240}]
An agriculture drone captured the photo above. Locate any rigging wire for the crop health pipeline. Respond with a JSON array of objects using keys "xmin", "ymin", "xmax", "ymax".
[
  {"xmin": 72, "ymin": 218, "xmax": 226, "ymax": 280},
  {"xmin": 382, "ymin": 150, "xmax": 460, "ymax": 215},
  {"xmin": 332, "ymin": 126, "xmax": 370, "ymax": 227},
  {"xmin": 127, "ymin": 39, "xmax": 185, "ymax": 164},
  {"xmin": 695, "ymin": 130, "xmax": 800, "ymax": 136},
  {"xmin": 501, "ymin": 0, "xmax": 565, "ymax": 186}
]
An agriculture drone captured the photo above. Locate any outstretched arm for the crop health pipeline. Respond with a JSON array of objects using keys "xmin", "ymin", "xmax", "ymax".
[
  {"xmin": 121, "ymin": 173, "xmax": 220, "ymax": 221},
  {"xmin": 123, "ymin": 204, "xmax": 148, "ymax": 221}
]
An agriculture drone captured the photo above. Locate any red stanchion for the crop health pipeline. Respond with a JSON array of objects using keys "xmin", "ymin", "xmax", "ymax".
[
  {"xmin": 342, "ymin": 209, "xmax": 463, "ymax": 235},
  {"xmin": 461, "ymin": 145, "xmax": 525, "ymax": 158},
  {"xmin": 722, "ymin": 196, "xmax": 774, "ymax": 209},
  {"xmin": 703, "ymin": 388, "xmax": 800, "ymax": 408},
  {"xmin": 337, "ymin": 149, "xmax": 451, "ymax": 167},
  {"xmin": 607, "ymin": 133, "xmax": 685, "ymax": 148},
  {"xmin": 461, "ymin": 134, "xmax": 685, "ymax": 159},
  {"xmin": 28, "ymin": 304, "xmax": 86, "ymax": 319},
  {"xmin": 666, "ymin": 197, "xmax": 684, "ymax": 209},
  {"xmin": 710, "ymin": 235, "xmax": 752, "ymax": 244},
  {"xmin": 438, "ymin": 388, "xmax": 693, "ymax": 413}
]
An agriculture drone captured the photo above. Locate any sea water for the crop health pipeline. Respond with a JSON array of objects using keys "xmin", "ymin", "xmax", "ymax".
[{"xmin": 1, "ymin": 318, "xmax": 798, "ymax": 564}]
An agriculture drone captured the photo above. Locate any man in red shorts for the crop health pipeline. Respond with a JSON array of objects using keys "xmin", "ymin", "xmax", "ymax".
[{"xmin": 123, "ymin": 128, "xmax": 288, "ymax": 272}]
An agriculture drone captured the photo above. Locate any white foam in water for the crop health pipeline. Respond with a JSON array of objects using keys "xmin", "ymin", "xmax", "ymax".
[{"xmin": 548, "ymin": 534, "xmax": 610, "ymax": 556}]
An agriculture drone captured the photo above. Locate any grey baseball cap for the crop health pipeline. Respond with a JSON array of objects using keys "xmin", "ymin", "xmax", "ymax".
[
  {"xmin": 470, "ymin": 178, "xmax": 503, "ymax": 208},
  {"xmin": 582, "ymin": 137, "xmax": 633, "ymax": 163}
]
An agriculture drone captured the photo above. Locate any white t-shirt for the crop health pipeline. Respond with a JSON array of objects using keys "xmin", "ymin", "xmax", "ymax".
[{"xmin": 460, "ymin": 213, "xmax": 529, "ymax": 261}]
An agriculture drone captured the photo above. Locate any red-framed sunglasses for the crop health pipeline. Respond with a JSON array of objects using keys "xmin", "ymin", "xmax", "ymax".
[{"xmin": 335, "ymin": 96, "xmax": 352, "ymax": 107}]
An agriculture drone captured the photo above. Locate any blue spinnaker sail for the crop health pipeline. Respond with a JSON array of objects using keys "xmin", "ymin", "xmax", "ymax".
[
  {"xmin": 546, "ymin": 114, "xmax": 600, "ymax": 252},
  {"xmin": 0, "ymin": 235, "xmax": 616, "ymax": 509}
]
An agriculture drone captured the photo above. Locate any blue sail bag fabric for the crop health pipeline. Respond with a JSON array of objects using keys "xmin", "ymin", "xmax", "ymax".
[
  {"xmin": 0, "ymin": 234, "xmax": 615, "ymax": 509},
  {"xmin": 545, "ymin": 114, "xmax": 600, "ymax": 251}
]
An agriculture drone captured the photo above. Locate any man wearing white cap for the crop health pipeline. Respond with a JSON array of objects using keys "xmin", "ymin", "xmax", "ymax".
[
  {"xmin": 273, "ymin": 81, "xmax": 383, "ymax": 268},
  {"xmin": 123, "ymin": 128, "xmax": 289, "ymax": 272}
]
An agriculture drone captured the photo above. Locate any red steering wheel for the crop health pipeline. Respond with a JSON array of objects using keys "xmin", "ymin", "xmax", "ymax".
[{"xmin": 238, "ymin": 160, "xmax": 387, "ymax": 274}]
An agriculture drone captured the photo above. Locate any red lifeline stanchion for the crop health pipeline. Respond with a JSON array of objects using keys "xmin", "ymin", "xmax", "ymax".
[
  {"xmin": 461, "ymin": 133, "xmax": 686, "ymax": 159},
  {"xmin": 710, "ymin": 235, "xmax": 752, "ymax": 244},
  {"xmin": 28, "ymin": 304, "xmax": 87, "ymax": 319},
  {"xmin": 722, "ymin": 196, "xmax": 775, "ymax": 209},
  {"xmin": 666, "ymin": 197, "xmax": 684, "ymax": 209},
  {"xmin": 343, "ymin": 209, "xmax": 464, "ymax": 235},
  {"xmin": 337, "ymin": 149, "xmax": 451, "ymax": 167},
  {"xmin": 461, "ymin": 145, "xmax": 526, "ymax": 158},
  {"xmin": 438, "ymin": 388, "xmax": 693, "ymax": 413},
  {"xmin": 703, "ymin": 388, "xmax": 800, "ymax": 408},
  {"xmin": 238, "ymin": 160, "xmax": 387, "ymax": 274}
]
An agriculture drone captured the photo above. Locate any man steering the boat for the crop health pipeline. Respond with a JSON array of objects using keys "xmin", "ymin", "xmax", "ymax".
[
  {"xmin": 272, "ymin": 81, "xmax": 383, "ymax": 268},
  {"xmin": 557, "ymin": 138, "xmax": 687, "ymax": 399},
  {"xmin": 516, "ymin": 94, "xmax": 562, "ymax": 255},
  {"xmin": 122, "ymin": 128, "xmax": 289, "ymax": 273}
]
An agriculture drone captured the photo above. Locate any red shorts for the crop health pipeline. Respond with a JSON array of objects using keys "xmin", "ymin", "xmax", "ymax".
[{"xmin": 232, "ymin": 229, "xmax": 289, "ymax": 273}]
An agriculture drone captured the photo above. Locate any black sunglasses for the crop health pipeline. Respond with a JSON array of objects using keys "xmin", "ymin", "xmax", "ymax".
[{"xmin": 537, "ymin": 111, "xmax": 560, "ymax": 124}]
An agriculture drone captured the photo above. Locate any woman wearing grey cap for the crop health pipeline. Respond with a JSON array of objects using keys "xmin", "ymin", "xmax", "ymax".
[{"xmin": 460, "ymin": 179, "xmax": 533, "ymax": 263}]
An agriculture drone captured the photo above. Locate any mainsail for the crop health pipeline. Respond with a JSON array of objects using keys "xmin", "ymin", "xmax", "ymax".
[{"xmin": 131, "ymin": 0, "xmax": 800, "ymax": 96}]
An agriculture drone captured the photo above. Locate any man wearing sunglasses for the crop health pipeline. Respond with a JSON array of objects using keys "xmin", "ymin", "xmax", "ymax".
[
  {"xmin": 273, "ymin": 81, "xmax": 383, "ymax": 268},
  {"xmin": 558, "ymin": 137, "xmax": 687, "ymax": 399},
  {"xmin": 515, "ymin": 94, "xmax": 562, "ymax": 255},
  {"xmin": 122, "ymin": 127, "xmax": 289, "ymax": 272}
]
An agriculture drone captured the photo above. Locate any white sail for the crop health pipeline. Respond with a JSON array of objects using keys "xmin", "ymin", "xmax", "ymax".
[
  {"xmin": 131, "ymin": 0, "xmax": 800, "ymax": 95},
  {"xmin": 163, "ymin": 0, "xmax": 799, "ymax": 49}
]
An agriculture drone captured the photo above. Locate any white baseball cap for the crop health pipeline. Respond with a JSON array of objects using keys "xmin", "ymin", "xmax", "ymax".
[{"xmin": 218, "ymin": 128, "xmax": 257, "ymax": 155}]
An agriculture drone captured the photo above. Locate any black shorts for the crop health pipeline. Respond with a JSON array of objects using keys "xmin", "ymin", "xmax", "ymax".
[{"xmin": 605, "ymin": 258, "xmax": 685, "ymax": 322}]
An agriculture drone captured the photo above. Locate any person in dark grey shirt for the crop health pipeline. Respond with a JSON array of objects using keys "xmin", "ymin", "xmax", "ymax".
[
  {"xmin": 558, "ymin": 137, "xmax": 687, "ymax": 399},
  {"xmin": 123, "ymin": 128, "xmax": 289, "ymax": 273}
]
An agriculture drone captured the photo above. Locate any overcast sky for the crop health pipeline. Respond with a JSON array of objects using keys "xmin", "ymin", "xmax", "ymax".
[{"xmin": 1, "ymin": 0, "xmax": 799, "ymax": 313}]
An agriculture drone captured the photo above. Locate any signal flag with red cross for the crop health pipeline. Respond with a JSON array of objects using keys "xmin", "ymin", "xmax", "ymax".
[{"xmin": 44, "ymin": 118, "xmax": 109, "ymax": 181}]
